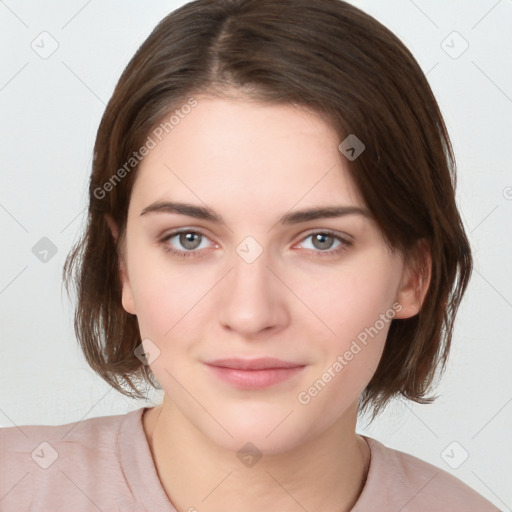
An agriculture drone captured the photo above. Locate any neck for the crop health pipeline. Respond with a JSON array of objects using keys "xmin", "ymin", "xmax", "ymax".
[{"xmin": 143, "ymin": 397, "xmax": 370, "ymax": 512}]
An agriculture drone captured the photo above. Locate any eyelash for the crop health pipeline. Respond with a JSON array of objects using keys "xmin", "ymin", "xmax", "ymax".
[{"xmin": 159, "ymin": 229, "xmax": 352, "ymax": 259}]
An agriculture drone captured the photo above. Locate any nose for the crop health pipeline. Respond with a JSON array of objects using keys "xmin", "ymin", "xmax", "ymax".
[{"xmin": 217, "ymin": 243, "xmax": 289, "ymax": 336}]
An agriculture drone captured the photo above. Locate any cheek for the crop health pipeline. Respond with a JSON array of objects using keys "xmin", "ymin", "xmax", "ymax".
[
  {"xmin": 127, "ymin": 240, "xmax": 212, "ymax": 335},
  {"xmin": 294, "ymin": 252, "xmax": 400, "ymax": 397},
  {"xmin": 301, "ymin": 252, "xmax": 400, "ymax": 344},
  {"xmin": 128, "ymin": 258, "xmax": 223, "ymax": 390},
  {"xmin": 296, "ymin": 273, "xmax": 394, "ymax": 419}
]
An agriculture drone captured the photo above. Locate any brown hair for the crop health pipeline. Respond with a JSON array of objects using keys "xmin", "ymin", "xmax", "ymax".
[{"xmin": 63, "ymin": 0, "xmax": 472, "ymax": 420}]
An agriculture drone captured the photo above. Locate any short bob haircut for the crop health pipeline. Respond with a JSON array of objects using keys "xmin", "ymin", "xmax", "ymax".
[{"xmin": 63, "ymin": 0, "xmax": 472, "ymax": 420}]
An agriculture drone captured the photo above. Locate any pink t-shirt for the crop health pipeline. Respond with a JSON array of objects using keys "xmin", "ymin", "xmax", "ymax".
[{"xmin": 0, "ymin": 407, "xmax": 500, "ymax": 511}]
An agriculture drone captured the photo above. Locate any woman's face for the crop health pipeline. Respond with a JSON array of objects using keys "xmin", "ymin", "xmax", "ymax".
[{"xmin": 115, "ymin": 94, "xmax": 420, "ymax": 453}]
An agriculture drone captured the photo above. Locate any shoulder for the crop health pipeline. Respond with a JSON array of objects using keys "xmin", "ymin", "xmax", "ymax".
[
  {"xmin": 353, "ymin": 435, "xmax": 501, "ymax": 512},
  {"xmin": 1, "ymin": 407, "xmax": 131, "ymax": 447},
  {"xmin": 0, "ymin": 407, "xmax": 146, "ymax": 511},
  {"xmin": 0, "ymin": 408, "xmax": 132, "ymax": 469}
]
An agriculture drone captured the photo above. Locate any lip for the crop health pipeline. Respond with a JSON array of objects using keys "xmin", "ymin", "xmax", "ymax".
[
  {"xmin": 205, "ymin": 358, "xmax": 306, "ymax": 390},
  {"xmin": 206, "ymin": 357, "xmax": 303, "ymax": 370}
]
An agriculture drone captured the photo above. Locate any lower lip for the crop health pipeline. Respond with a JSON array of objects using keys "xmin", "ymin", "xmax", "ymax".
[{"xmin": 206, "ymin": 364, "xmax": 305, "ymax": 389}]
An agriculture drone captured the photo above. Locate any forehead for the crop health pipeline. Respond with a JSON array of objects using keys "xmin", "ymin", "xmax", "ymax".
[{"xmin": 131, "ymin": 96, "xmax": 365, "ymax": 216}]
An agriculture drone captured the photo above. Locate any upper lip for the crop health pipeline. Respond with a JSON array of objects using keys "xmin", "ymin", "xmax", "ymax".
[{"xmin": 206, "ymin": 357, "xmax": 305, "ymax": 370}]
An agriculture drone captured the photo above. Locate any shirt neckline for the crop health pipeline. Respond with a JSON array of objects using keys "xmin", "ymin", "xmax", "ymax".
[
  {"xmin": 120, "ymin": 406, "xmax": 381, "ymax": 511},
  {"xmin": 117, "ymin": 406, "xmax": 178, "ymax": 511}
]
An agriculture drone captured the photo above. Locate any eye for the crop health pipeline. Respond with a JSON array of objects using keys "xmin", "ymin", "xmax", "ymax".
[
  {"xmin": 160, "ymin": 228, "xmax": 352, "ymax": 259},
  {"xmin": 160, "ymin": 229, "xmax": 213, "ymax": 258},
  {"xmin": 296, "ymin": 230, "xmax": 352, "ymax": 256}
]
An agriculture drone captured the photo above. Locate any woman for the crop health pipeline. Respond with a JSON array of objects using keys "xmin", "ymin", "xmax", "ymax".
[{"xmin": 0, "ymin": 0, "xmax": 499, "ymax": 510}]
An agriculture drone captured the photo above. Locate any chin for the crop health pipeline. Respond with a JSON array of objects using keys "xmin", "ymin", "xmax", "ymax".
[{"xmin": 195, "ymin": 404, "xmax": 314, "ymax": 456}]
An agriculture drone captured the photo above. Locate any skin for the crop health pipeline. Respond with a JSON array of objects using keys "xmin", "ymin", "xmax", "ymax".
[{"xmin": 107, "ymin": 93, "xmax": 430, "ymax": 512}]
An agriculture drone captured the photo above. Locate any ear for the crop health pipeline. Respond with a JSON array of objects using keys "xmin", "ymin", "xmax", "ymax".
[
  {"xmin": 393, "ymin": 238, "xmax": 431, "ymax": 320},
  {"xmin": 105, "ymin": 214, "xmax": 136, "ymax": 315}
]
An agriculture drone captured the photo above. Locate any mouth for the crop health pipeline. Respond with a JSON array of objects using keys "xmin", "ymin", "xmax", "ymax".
[
  {"xmin": 206, "ymin": 357, "xmax": 304, "ymax": 370},
  {"xmin": 205, "ymin": 357, "xmax": 306, "ymax": 389}
]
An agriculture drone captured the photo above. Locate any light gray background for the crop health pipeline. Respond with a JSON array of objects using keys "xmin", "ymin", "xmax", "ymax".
[{"xmin": 0, "ymin": 0, "xmax": 510, "ymax": 508}]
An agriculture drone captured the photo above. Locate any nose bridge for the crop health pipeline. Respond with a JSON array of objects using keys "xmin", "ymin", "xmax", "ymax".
[
  {"xmin": 217, "ymin": 235, "xmax": 284, "ymax": 333},
  {"xmin": 231, "ymin": 235, "xmax": 274, "ymax": 298},
  {"xmin": 232, "ymin": 248, "xmax": 272, "ymax": 295}
]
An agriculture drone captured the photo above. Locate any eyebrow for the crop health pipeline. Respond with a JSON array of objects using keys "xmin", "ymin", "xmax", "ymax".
[{"xmin": 140, "ymin": 200, "xmax": 371, "ymax": 225}]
